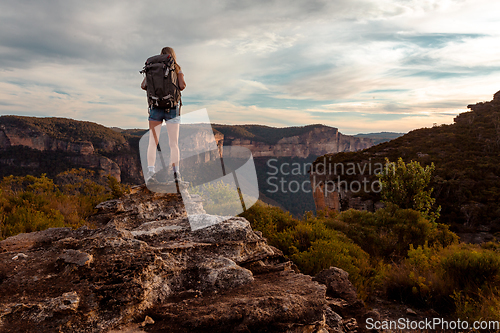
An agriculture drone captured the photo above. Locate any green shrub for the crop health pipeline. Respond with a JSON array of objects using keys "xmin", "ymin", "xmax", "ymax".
[
  {"xmin": 441, "ymin": 244, "xmax": 500, "ymax": 291},
  {"xmin": 240, "ymin": 201, "xmax": 298, "ymax": 244},
  {"xmin": 291, "ymin": 238, "xmax": 371, "ymax": 290},
  {"xmin": 240, "ymin": 203, "xmax": 383, "ymax": 299},
  {"xmin": 452, "ymin": 290, "xmax": 500, "ymax": 321},
  {"xmin": 275, "ymin": 218, "xmax": 339, "ymax": 254},
  {"xmin": 0, "ymin": 175, "xmax": 69, "ymax": 239},
  {"xmin": 386, "ymin": 242, "xmax": 500, "ymax": 318},
  {"xmin": 107, "ymin": 175, "xmax": 130, "ymax": 199},
  {"xmin": 55, "ymin": 169, "xmax": 116, "ymax": 219},
  {"xmin": 331, "ymin": 204, "xmax": 458, "ymax": 259},
  {"xmin": 2, "ymin": 206, "xmax": 66, "ymax": 237},
  {"xmin": 0, "ymin": 170, "xmax": 124, "ymax": 240},
  {"xmin": 385, "ymin": 243, "xmax": 452, "ymax": 309},
  {"xmin": 377, "ymin": 157, "xmax": 441, "ymax": 223}
]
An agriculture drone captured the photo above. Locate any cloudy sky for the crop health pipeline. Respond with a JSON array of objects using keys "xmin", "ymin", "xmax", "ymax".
[{"xmin": 1, "ymin": 0, "xmax": 500, "ymax": 135}]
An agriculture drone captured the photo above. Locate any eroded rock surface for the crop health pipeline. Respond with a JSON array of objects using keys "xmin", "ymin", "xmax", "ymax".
[{"xmin": 0, "ymin": 186, "xmax": 368, "ymax": 332}]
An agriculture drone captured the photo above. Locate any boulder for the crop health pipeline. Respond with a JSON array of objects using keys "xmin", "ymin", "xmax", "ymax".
[
  {"xmin": 0, "ymin": 186, "xmax": 354, "ymax": 333},
  {"xmin": 314, "ymin": 267, "xmax": 377, "ymax": 333},
  {"xmin": 314, "ymin": 267, "xmax": 359, "ymax": 304}
]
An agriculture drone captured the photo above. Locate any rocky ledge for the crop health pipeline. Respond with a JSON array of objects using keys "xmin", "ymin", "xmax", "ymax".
[{"xmin": 0, "ymin": 186, "xmax": 370, "ymax": 333}]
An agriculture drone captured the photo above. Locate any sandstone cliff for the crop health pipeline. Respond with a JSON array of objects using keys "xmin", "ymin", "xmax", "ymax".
[
  {"xmin": 0, "ymin": 116, "xmax": 133, "ymax": 182},
  {"xmin": 309, "ymin": 91, "xmax": 500, "ymax": 239},
  {"xmin": 0, "ymin": 117, "xmax": 229, "ymax": 185},
  {"xmin": 0, "ymin": 117, "xmax": 372, "ymax": 188},
  {"xmin": 0, "ymin": 187, "xmax": 371, "ymax": 333},
  {"xmin": 220, "ymin": 125, "xmax": 373, "ymax": 158}
]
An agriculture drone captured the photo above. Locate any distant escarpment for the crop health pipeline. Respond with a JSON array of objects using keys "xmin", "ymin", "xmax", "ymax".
[
  {"xmin": 0, "ymin": 118, "xmax": 372, "ymax": 192},
  {"xmin": 0, "ymin": 116, "xmax": 139, "ymax": 183},
  {"xmin": 213, "ymin": 124, "xmax": 373, "ymax": 158},
  {"xmin": 311, "ymin": 91, "xmax": 500, "ymax": 239},
  {"xmin": 211, "ymin": 124, "xmax": 374, "ymax": 216}
]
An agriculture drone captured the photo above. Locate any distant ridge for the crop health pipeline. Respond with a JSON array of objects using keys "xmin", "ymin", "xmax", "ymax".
[
  {"xmin": 354, "ymin": 132, "xmax": 405, "ymax": 145},
  {"xmin": 211, "ymin": 124, "xmax": 335, "ymax": 145},
  {"xmin": 0, "ymin": 115, "xmax": 138, "ymax": 183},
  {"xmin": 0, "ymin": 115, "xmax": 128, "ymax": 148}
]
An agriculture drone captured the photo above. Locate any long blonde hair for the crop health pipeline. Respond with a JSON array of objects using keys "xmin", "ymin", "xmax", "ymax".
[{"xmin": 161, "ymin": 47, "xmax": 181, "ymax": 74}]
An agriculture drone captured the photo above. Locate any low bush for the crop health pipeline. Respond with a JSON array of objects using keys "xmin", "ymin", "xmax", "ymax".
[
  {"xmin": 0, "ymin": 170, "xmax": 128, "ymax": 240},
  {"xmin": 242, "ymin": 202, "xmax": 500, "ymax": 320},
  {"xmin": 441, "ymin": 244, "xmax": 500, "ymax": 291},
  {"xmin": 386, "ymin": 243, "xmax": 500, "ymax": 319},
  {"xmin": 329, "ymin": 204, "xmax": 458, "ymax": 259},
  {"xmin": 240, "ymin": 201, "xmax": 298, "ymax": 244},
  {"xmin": 241, "ymin": 203, "xmax": 384, "ymax": 299}
]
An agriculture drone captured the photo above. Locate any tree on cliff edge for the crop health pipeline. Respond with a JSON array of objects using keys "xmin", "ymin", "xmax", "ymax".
[{"xmin": 377, "ymin": 157, "xmax": 440, "ymax": 223}]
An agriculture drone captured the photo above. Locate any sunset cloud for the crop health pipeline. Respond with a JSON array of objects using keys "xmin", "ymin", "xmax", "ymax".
[{"xmin": 1, "ymin": 0, "xmax": 499, "ymax": 134}]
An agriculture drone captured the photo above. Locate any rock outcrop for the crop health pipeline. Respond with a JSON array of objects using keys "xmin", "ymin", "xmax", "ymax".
[
  {"xmin": 224, "ymin": 126, "xmax": 373, "ymax": 158},
  {"xmin": 0, "ymin": 187, "xmax": 370, "ymax": 333},
  {"xmin": 0, "ymin": 117, "xmax": 228, "ymax": 185},
  {"xmin": 0, "ymin": 117, "xmax": 130, "ymax": 182},
  {"xmin": 0, "ymin": 117, "xmax": 373, "ymax": 187},
  {"xmin": 0, "ymin": 124, "xmax": 95, "ymax": 155}
]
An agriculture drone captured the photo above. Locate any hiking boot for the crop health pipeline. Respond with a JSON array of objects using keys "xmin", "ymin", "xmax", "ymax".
[{"xmin": 146, "ymin": 170, "xmax": 159, "ymax": 184}]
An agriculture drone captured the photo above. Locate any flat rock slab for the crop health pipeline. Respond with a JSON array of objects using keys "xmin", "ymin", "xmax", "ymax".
[{"xmin": 139, "ymin": 271, "xmax": 327, "ymax": 333}]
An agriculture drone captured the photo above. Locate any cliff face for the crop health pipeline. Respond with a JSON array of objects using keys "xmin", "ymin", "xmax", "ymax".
[
  {"xmin": 0, "ymin": 186, "xmax": 370, "ymax": 332},
  {"xmin": 309, "ymin": 90, "xmax": 500, "ymax": 238},
  {"xmin": 0, "ymin": 126, "xmax": 95, "ymax": 155},
  {"xmin": 0, "ymin": 117, "xmax": 134, "ymax": 182},
  {"xmin": 177, "ymin": 126, "xmax": 225, "ymax": 167},
  {"xmin": 0, "ymin": 118, "xmax": 228, "ymax": 185},
  {"xmin": 0, "ymin": 118, "xmax": 372, "ymax": 187},
  {"xmin": 224, "ymin": 126, "xmax": 373, "ymax": 158}
]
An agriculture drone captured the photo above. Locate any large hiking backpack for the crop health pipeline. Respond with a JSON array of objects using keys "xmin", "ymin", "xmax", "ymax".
[{"xmin": 140, "ymin": 54, "xmax": 181, "ymax": 109}]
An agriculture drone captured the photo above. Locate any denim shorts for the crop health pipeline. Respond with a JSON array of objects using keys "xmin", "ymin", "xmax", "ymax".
[{"xmin": 148, "ymin": 105, "xmax": 180, "ymax": 123}]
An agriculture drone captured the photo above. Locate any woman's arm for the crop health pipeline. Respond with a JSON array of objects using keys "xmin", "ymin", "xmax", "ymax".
[{"xmin": 178, "ymin": 73, "xmax": 186, "ymax": 91}]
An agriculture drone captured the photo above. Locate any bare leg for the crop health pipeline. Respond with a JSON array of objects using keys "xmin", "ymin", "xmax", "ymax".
[
  {"xmin": 166, "ymin": 122, "xmax": 180, "ymax": 172},
  {"xmin": 147, "ymin": 120, "xmax": 163, "ymax": 169}
]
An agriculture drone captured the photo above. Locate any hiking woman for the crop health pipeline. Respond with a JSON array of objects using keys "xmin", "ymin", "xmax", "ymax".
[{"xmin": 141, "ymin": 47, "xmax": 186, "ymax": 183}]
